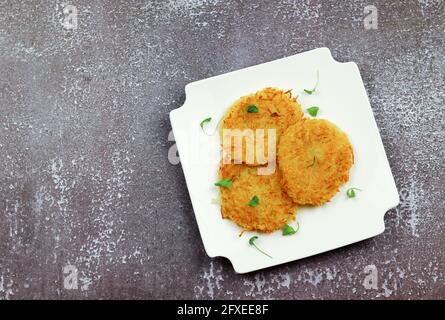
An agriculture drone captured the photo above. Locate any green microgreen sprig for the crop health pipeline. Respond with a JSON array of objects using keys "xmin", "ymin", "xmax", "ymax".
[
  {"xmin": 214, "ymin": 178, "xmax": 233, "ymax": 188},
  {"xmin": 282, "ymin": 223, "xmax": 300, "ymax": 236},
  {"xmin": 346, "ymin": 187, "xmax": 362, "ymax": 198},
  {"xmin": 304, "ymin": 70, "xmax": 319, "ymax": 95},
  {"xmin": 248, "ymin": 236, "xmax": 272, "ymax": 258},
  {"xmin": 248, "ymin": 196, "xmax": 259, "ymax": 207}
]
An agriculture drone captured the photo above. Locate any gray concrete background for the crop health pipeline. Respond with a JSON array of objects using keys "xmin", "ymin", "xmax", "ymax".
[{"xmin": 0, "ymin": 0, "xmax": 444, "ymax": 299}]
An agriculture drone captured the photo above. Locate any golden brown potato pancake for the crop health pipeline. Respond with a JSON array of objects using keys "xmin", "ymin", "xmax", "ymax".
[
  {"xmin": 218, "ymin": 162, "xmax": 297, "ymax": 232},
  {"xmin": 221, "ymin": 87, "xmax": 303, "ymax": 166},
  {"xmin": 278, "ymin": 119, "xmax": 354, "ymax": 206}
]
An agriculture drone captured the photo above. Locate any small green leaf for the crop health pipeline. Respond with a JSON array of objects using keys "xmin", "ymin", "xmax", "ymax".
[
  {"xmin": 347, "ymin": 188, "xmax": 355, "ymax": 198},
  {"xmin": 247, "ymin": 105, "xmax": 259, "ymax": 113},
  {"xmin": 214, "ymin": 178, "xmax": 233, "ymax": 188},
  {"xmin": 248, "ymin": 195, "xmax": 259, "ymax": 207},
  {"xmin": 304, "ymin": 70, "xmax": 319, "ymax": 95},
  {"xmin": 307, "ymin": 106, "xmax": 319, "ymax": 117},
  {"xmin": 200, "ymin": 117, "xmax": 212, "ymax": 130},
  {"xmin": 249, "ymin": 236, "xmax": 258, "ymax": 245},
  {"xmin": 346, "ymin": 187, "xmax": 362, "ymax": 198},
  {"xmin": 248, "ymin": 236, "xmax": 272, "ymax": 258},
  {"xmin": 307, "ymin": 156, "xmax": 316, "ymax": 168},
  {"xmin": 282, "ymin": 222, "xmax": 300, "ymax": 236}
]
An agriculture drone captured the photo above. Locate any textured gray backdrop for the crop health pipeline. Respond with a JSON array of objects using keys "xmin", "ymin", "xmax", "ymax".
[{"xmin": 0, "ymin": 0, "xmax": 444, "ymax": 299}]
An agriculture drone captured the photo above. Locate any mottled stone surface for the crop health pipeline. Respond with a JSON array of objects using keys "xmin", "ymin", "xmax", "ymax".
[{"xmin": 0, "ymin": 0, "xmax": 444, "ymax": 300}]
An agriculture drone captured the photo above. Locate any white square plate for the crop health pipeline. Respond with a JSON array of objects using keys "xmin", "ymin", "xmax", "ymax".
[{"xmin": 170, "ymin": 47, "xmax": 399, "ymax": 273}]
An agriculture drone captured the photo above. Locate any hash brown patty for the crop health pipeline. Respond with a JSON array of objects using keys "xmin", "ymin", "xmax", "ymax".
[
  {"xmin": 278, "ymin": 119, "xmax": 354, "ymax": 206},
  {"xmin": 221, "ymin": 87, "xmax": 303, "ymax": 166},
  {"xmin": 218, "ymin": 163, "xmax": 297, "ymax": 232}
]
